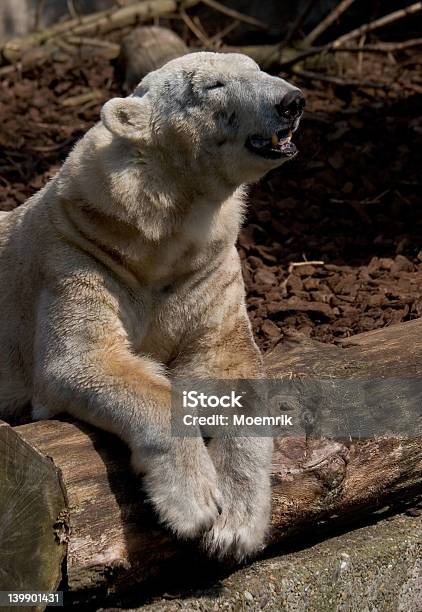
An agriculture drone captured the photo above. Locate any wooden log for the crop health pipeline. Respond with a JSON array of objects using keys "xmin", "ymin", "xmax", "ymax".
[
  {"xmin": 14, "ymin": 419, "xmax": 175, "ymax": 597},
  {"xmin": 120, "ymin": 26, "xmax": 189, "ymax": 91},
  {"xmin": 2, "ymin": 319, "xmax": 421, "ymax": 601},
  {"xmin": 0, "ymin": 422, "xmax": 67, "ymax": 594},
  {"xmin": 266, "ymin": 318, "xmax": 422, "ymax": 536},
  {"xmin": 1, "ymin": 0, "xmax": 200, "ymax": 65}
]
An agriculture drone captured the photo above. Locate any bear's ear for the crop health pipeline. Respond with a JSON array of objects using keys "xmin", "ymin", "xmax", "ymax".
[{"xmin": 101, "ymin": 95, "xmax": 151, "ymax": 141}]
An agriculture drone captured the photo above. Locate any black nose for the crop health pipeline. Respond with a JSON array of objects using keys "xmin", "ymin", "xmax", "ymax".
[{"xmin": 276, "ymin": 90, "xmax": 305, "ymax": 120}]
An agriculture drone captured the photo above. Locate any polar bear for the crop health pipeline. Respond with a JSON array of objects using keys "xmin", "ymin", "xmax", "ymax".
[{"xmin": 0, "ymin": 52, "xmax": 304, "ymax": 560}]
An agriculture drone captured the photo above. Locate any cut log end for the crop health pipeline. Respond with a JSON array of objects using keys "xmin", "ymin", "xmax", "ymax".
[{"xmin": 0, "ymin": 421, "xmax": 67, "ymax": 593}]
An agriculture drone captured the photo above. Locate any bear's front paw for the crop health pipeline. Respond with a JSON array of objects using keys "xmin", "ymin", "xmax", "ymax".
[
  {"xmin": 201, "ymin": 487, "xmax": 270, "ymax": 562},
  {"xmin": 139, "ymin": 441, "xmax": 223, "ymax": 539},
  {"xmin": 202, "ymin": 437, "xmax": 273, "ymax": 561}
]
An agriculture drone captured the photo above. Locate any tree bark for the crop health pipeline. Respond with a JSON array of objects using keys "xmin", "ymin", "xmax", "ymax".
[{"xmin": 1, "ymin": 318, "xmax": 421, "ymax": 603}]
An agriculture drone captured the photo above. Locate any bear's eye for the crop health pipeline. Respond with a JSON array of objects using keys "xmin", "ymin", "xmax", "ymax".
[{"xmin": 204, "ymin": 81, "xmax": 225, "ymax": 91}]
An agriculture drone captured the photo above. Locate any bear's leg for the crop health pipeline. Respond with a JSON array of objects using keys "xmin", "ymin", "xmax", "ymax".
[
  {"xmin": 33, "ymin": 289, "xmax": 222, "ymax": 539},
  {"xmin": 170, "ymin": 315, "xmax": 273, "ymax": 561}
]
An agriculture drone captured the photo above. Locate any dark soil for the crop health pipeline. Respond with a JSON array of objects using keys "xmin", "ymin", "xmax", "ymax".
[
  {"xmin": 242, "ymin": 89, "xmax": 422, "ymax": 350},
  {"xmin": 1, "ymin": 47, "xmax": 421, "ymax": 352}
]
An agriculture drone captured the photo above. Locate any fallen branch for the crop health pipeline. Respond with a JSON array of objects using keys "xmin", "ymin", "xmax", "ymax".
[
  {"xmin": 332, "ymin": 1, "xmax": 422, "ymax": 48},
  {"xmin": 224, "ymin": 38, "xmax": 422, "ymax": 73},
  {"xmin": 65, "ymin": 36, "xmax": 121, "ymax": 51},
  {"xmin": 279, "ymin": 38, "xmax": 422, "ymax": 70},
  {"xmin": 1, "ymin": 0, "xmax": 200, "ymax": 64},
  {"xmin": 292, "ymin": 66, "xmax": 388, "ymax": 89},
  {"xmin": 2, "ymin": 9, "xmax": 420, "ymax": 78},
  {"xmin": 304, "ymin": 0, "xmax": 357, "ymax": 46},
  {"xmin": 369, "ymin": 37, "xmax": 422, "ymax": 52}
]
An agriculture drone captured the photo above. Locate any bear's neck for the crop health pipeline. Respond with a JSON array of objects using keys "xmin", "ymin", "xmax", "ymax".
[
  {"xmin": 59, "ymin": 124, "xmax": 243, "ymax": 241},
  {"xmin": 52, "ymin": 124, "xmax": 245, "ymax": 278}
]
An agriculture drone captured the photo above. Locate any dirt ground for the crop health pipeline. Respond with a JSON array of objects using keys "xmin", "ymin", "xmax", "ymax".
[{"xmin": 0, "ymin": 44, "xmax": 421, "ymax": 352}]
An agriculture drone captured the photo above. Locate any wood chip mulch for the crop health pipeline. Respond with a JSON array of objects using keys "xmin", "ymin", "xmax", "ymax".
[{"xmin": 0, "ymin": 49, "xmax": 421, "ymax": 352}]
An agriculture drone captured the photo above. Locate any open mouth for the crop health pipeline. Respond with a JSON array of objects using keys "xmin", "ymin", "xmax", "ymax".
[{"xmin": 246, "ymin": 128, "xmax": 297, "ymax": 160}]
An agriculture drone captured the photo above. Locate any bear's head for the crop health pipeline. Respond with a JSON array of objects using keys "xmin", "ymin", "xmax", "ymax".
[{"xmin": 101, "ymin": 52, "xmax": 304, "ymax": 187}]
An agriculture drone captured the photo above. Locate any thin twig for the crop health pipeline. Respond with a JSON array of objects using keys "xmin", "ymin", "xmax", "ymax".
[
  {"xmin": 292, "ymin": 67, "xmax": 388, "ymax": 89},
  {"xmin": 53, "ymin": 37, "xmax": 75, "ymax": 53},
  {"xmin": 65, "ymin": 36, "xmax": 120, "ymax": 50},
  {"xmin": 341, "ymin": 38, "xmax": 422, "ymax": 52},
  {"xmin": 288, "ymin": 261, "xmax": 325, "ymax": 273},
  {"xmin": 284, "ymin": 0, "xmax": 314, "ymax": 45},
  {"xmin": 201, "ymin": 0, "xmax": 268, "ymax": 30},
  {"xmin": 332, "ymin": 2, "xmax": 422, "ymax": 47},
  {"xmin": 362, "ymin": 189, "xmax": 390, "ymax": 204},
  {"xmin": 65, "ymin": 36, "xmax": 120, "ymax": 58},
  {"xmin": 193, "ymin": 15, "xmax": 213, "ymax": 44},
  {"xmin": 357, "ymin": 34, "xmax": 365, "ymax": 75},
  {"xmin": 67, "ymin": 0, "xmax": 79, "ymax": 20},
  {"xmin": 330, "ymin": 190, "xmax": 391, "ymax": 206},
  {"xmin": 0, "ymin": 64, "xmax": 21, "ymax": 77},
  {"xmin": 180, "ymin": 10, "xmax": 211, "ymax": 47},
  {"xmin": 208, "ymin": 20, "xmax": 240, "ymax": 46},
  {"xmin": 304, "ymin": 0, "xmax": 357, "ymax": 46},
  {"xmin": 34, "ymin": 0, "xmax": 47, "ymax": 30},
  {"xmin": 26, "ymin": 137, "xmax": 74, "ymax": 153},
  {"xmin": 61, "ymin": 91, "xmax": 103, "ymax": 108},
  {"xmin": 401, "ymin": 82, "xmax": 422, "ymax": 95},
  {"xmin": 222, "ymin": 44, "xmax": 285, "ymax": 70}
]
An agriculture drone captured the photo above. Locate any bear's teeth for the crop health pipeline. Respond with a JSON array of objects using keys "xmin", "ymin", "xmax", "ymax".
[{"xmin": 271, "ymin": 134, "xmax": 278, "ymax": 147}]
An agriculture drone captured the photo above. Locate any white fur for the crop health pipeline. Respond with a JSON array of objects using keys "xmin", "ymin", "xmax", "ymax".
[{"xmin": 0, "ymin": 53, "xmax": 303, "ymax": 560}]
